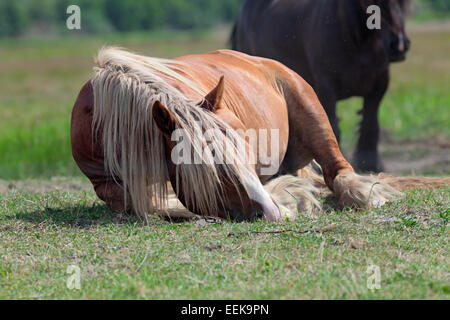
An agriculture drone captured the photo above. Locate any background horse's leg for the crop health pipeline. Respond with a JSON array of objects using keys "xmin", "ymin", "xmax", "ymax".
[
  {"xmin": 354, "ymin": 71, "xmax": 389, "ymax": 173},
  {"xmin": 316, "ymin": 80, "xmax": 340, "ymax": 143}
]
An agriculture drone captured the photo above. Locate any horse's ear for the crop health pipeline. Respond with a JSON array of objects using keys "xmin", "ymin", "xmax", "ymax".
[
  {"xmin": 200, "ymin": 76, "xmax": 225, "ymax": 112},
  {"xmin": 152, "ymin": 100, "xmax": 176, "ymax": 138}
]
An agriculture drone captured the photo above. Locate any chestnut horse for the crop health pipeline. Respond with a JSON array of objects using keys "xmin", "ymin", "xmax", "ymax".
[{"xmin": 71, "ymin": 48, "xmax": 447, "ymax": 222}]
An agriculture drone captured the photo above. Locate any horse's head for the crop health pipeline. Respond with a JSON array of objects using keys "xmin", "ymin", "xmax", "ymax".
[
  {"xmin": 151, "ymin": 77, "xmax": 281, "ymax": 222},
  {"xmin": 380, "ymin": 0, "xmax": 411, "ymax": 62},
  {"xmin": 362, "ymin": 0, "xmax": 411, "ymax": 62}
]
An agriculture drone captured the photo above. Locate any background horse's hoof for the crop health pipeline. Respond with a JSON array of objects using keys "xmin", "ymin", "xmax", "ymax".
[{"xmin": 353, "ymin": 151, "xmax": 385, "ymax": 173}]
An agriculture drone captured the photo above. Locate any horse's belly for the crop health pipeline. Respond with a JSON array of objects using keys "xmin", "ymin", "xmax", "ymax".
[{"xmin": 246, "ymin": 98, "xmax": 289, "ymax": 178}]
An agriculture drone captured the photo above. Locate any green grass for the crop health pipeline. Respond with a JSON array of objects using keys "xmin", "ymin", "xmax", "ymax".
[
  {"xmin": 0, "ymin": 187, "xmax": 448, "ymax": 299},
  {"xmin": 413, "ymin": 10, "xmax": 450, "ymax": 22},
  {"xmin": 0, "ymin": 24, "xmax": 449, "ymax": 300},
  {"xmin": 0, "ymin": 24, "xmax": 449, "ymax": 179}
]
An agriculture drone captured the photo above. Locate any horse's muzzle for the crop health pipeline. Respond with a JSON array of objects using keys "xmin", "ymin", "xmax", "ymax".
[
  {"xmin": 226, "ymin": 197, "xmax": 281, "ymax": 222},
  {"xmin": 390, "ymin": 35, "xmax": 410, "ymax": 63},
  {"xmin": 259, "ymin": 196, "xmax": 281, "ymax": 222}
]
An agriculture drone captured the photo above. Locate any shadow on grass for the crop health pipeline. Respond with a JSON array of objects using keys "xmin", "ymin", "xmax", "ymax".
[
  {"xmin": 8, "ymin": 194, "xmax": 342, "ymax": 228},
  {"xmin": 11, "ymin": 204, "xmax": 201, "ymax": 228},
  {"xmin": 12, "ymin": 204, "xmax": 144, "ymax": 229}
]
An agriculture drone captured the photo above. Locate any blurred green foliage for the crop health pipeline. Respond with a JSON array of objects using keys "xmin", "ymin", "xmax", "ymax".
[
  {"xmin": 0, "ymin": 0, "xmax": 448, "ymax": 37},
  {"xmin": 425, "ymin": 0, "xmax": 450, "ymax": 11},
  {"xmin": 0, "ymin": 0, "xmax": 244, "ymax": 37}
]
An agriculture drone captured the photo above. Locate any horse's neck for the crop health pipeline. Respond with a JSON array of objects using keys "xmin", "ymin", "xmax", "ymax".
[
  {"xmin": 337, "ymin": 0, "xmax": 370, "ymax": 48},
  {"xmin": 157, "ymin": 68, "xmax": 204, "ymax": 102}
]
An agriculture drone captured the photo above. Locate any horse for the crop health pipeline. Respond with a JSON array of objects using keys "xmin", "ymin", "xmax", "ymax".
[
  {"xmin": 231, "ymin": 0, "xmax": 411, "ymax": 173},
  {"xmin": 71, "ymin": 48, "xmax": 447, "ymax": 222}
]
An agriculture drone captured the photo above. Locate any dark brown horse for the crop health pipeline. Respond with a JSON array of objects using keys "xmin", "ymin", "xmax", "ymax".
[
  {"xmin": 71, "ymin": 48, "xmax": 448, "ymax": 222},
  {"xmin": 231, "ymin": 0, "xmax": 411, "ymax": 172}
]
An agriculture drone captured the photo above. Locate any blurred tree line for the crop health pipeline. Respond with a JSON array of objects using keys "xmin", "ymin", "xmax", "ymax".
[
  {"xmin": 0, "ymin": 0, "xmax": 448, "ymax": 38},
  {"xmin": 427, "ymin": 0, "xmax": 450, "ymax": 11},
  {"xmin": 0, "ymin": 0, "xmax": 243, "ymax": 37}
]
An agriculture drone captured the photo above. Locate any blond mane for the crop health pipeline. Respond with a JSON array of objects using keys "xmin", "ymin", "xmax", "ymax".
[{"xmin": 91, "ymin": 47, "xmax": 251, "ymax": 220}]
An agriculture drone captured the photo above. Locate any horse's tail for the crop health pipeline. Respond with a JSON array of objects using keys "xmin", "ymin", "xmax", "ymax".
[
  {"xmin": 377, "ymin": 174, "xmax": 450, "ymax": 191},
  {"xmin": 229, "ymin": 22, "xmax": 238, "ymax": 49}
]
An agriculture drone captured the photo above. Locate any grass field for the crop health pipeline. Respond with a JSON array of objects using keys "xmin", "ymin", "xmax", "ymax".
[
  {"xmin": 0, "ymin": 186, "xmax": 448, "ymax": 299},
  {"xmin": 0, "ymin": 23, "xmax": 449, "ymax": 299}
]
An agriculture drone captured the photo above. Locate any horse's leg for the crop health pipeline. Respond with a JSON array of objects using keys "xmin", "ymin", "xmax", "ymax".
[
  {"xmin": 279, "ymin": 68, "xmax": 402, "ymax": 209},
  {"xmin": 316, "ymin": 81, "xmax": 340, "ymax": 143},
  {"xmin": 354, "ymin": 71, "xmax": 389, "ymax": 173}
]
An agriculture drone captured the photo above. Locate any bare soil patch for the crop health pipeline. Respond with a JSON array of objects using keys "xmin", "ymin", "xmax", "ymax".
[{"xmin": 380, "ymin": 135, "xmax": 450, "ymax": 175}]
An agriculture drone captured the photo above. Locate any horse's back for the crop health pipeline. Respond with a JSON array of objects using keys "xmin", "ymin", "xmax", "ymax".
[
  {"xmin": 175, "ymin": 49, "xmax": 291, "ymax": 130},
  {"xmin": 232, "ymin": 0, "xmax": 346, "ymax": 88}
]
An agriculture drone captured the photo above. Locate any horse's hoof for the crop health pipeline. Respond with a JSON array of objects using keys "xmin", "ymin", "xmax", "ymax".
[{"xmin": 333, "ymin": 172, "xmax": 404, "ymax": 210}]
